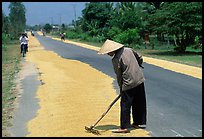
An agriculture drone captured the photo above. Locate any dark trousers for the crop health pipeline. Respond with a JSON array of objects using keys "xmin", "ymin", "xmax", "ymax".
[
  {"xmin": 21, "ymin": 44, "xmax": 28, "ymax": 53},
  {"xmin": 120, "ymin": 82, "xmax": 147, "ymax": 129},
  {"xmin": 61, "ymin": 36, "xmax": 65, "ymax": 41}
]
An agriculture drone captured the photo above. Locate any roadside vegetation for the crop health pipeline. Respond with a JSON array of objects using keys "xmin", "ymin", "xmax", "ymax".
[
  {"xmin": 2, "ymin": 2, "xmax": 26, "ymax": 137},
  {"xmin": 2, "ymin": 40, "xmax": 22, "ymax": 137}
]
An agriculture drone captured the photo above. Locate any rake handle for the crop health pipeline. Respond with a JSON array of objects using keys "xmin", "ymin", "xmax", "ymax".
[{"xmin": 91, "ymin": 94, "xmax": 121, "ymax": 128}]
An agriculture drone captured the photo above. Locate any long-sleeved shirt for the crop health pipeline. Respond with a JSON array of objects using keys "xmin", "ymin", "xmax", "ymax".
[
  {"xmin": 112, "ymin": 47, "xmax": 145, "ymax": 91},
  {"xmin": 19, "ymin": 36, "xmax": 28, "ymax": 45}
]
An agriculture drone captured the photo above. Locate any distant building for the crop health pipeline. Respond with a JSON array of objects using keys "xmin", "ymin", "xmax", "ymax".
[
  {"xmin": 52, "ymin": 25, "xmax": 60, "ymax": 31},
  {"xmin": 68, "ymin": 25, "xmax": 75, "ymax": 29}
]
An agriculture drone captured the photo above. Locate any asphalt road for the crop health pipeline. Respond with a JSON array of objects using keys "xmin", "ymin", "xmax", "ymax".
[{"xmin": 10, "ymin": 34, "xmax": 202, "ymax": 137}]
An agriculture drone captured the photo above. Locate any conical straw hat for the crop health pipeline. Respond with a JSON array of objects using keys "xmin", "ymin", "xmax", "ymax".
[{"xmin": 98, "ymin": 39, "xmax": 124, "ymax": 55}]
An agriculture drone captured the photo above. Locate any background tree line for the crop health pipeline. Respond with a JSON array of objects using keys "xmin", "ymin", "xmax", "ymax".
[
  {"xmin": 2, "ymin": 2, "xmax": 26, "ymax": 39},
  {"xmin": 70, "ymin": 2, "xmax": 202, "ymax": 52},
  {"xmin": 2, "ymin": 2, "xmax": 26, "ymax": 50}
]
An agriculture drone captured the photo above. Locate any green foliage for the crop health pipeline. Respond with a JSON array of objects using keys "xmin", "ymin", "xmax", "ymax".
[
  {"xmin": 147, "ymin": 2, "xmax": 165, "ymax": 10},
  {"xmin": 132, "ymin": 44, "xmax": 142, "ymax": 49},
  {"xmin": 86, "ymin": 20, "xmax": 100, "ymax": 36},
  {"xmin": 113, "ymin": 28, "xmax": 141, "ymax": 46},
  {"xmin": 81, "ymin": 2, "xmax": 114, "ymax": 36},
  {"xmin": 96, "ymin": 34, "xmax": 106, "ymax": 42},
  {"xmin": 2, "ymin": 44, "xmax": 7, "ymax": 51},
  {"xmin": 87, "ymin": 36, "xmax": 100, "ymax": 42},
  {"xmin": 72, "ymin": 2, "xmax": 202, "ymax": 53},
  {"xmin": 193, "ymin": 35, "xmax": 202, "ymax": 49},
  {"xmin": 66, "ymin": 29, "xmax": 106, "ymax": 43},
  {"xmin": 110, "ymin": 2, "xmax": 143, "ymax": 31},
  {"xmin": 194, "ymin": 36, "xmax": 199, "ymax": 44},
  {"xmin": 61, "ymin": 24, "xmax": 66, "ymax": 32},
  {"xmin": 86, "ymin": 34, "xmax": 106, "ymax": 43},
  {"xmin": 8, "ymin": 2, "xmax": 26, "ymax": 39},
  {"xmin": 107, "ymin": 26, "xmax": 122, "ymax": 39},
  {"xmin": 78, "ymin": 33, "xmax": 89, "ymax": 41},
  {"xmin": 163, "ymin": 2, "xmax": 201, "ymax": 35},
  {"xmin": 148, "ymin": 2, "xmax": 202, "ymax": 52},
  {"xmin": 50, "ymin": 31, "xmax": 60, "ymax": 36},
  {"xmin": 43, "ymin": 23, "xmax": 52, "ymax": 33},
  {"xmin": 2, "ymin": 33, "xmax": 9, "ymax": 43},
  {"xmin": 2, "ymin": 33, "xmax": 10, "ymax": 51},
  {"xmin": 66, "ymin": 31, "xmax": 80, "ymax": 39},
  {"xmin": 78, "ymin": 2, "xmax": 148, "ymax": 44},
  {"xmin": 2, "ymin": 13, "xmax": 10, "ymax": 34},
  {"xmin": 30, "ymin": 24, "xmax": 42, "ymax": 31}
]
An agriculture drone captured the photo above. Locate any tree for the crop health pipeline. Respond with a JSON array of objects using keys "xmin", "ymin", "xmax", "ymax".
[
  {"xmin": 81, "ymin": 2, "xmax": 114, "ymax": 36},
  {"xmin": 148, "ymin": 2, "xmax": 202, "ymax": 52},
  {"xmin": 146, "ymin": 2, "xmax": 165, "ymax": 13},
  {"xmin": 61, "ymin": 23, "xmax": 66, "ymax": 32},
  {"xmin": 2, "ymin": 10, "xmax": 4, "ymax": 28},
  {"xmin": 2, "ymin": 11, "xmax": 10, "ymax": 34},
  {"xmin": 2, "ymin": 11, "xmax": 11, "ymax": 46},
  {"xmin": 110, "ymin": 2, "xmax": 142, "ymax": 30},
  {"xmin": 8, "ymin": 2, "xmax": 26, "ymax": 39},
  {"xmin": 43, "ymin": 23, "xmax": 52, "ymax": 33},
  {"xmin": 113, "ymin": 28, "xmax": 141, "ymax": 46},
  {"xmin": 145, "ymin": 2, "xmax": 166, "ymax": 41}
]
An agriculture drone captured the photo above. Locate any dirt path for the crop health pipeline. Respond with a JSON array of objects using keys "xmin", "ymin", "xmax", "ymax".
[{"xmin": 23, "ymin": 32, "xmax": 150, "ymax": 137}]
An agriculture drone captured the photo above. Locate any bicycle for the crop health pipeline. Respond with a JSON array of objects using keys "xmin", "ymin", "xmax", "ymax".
[{"xmin": 21, "ymin": 44, "xmax": 26, "ymax": 57}]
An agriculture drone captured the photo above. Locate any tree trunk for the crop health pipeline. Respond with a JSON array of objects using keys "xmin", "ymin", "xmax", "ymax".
[
  {"xmin": 174, "ymin": 35, "xmax": 186, "ymax": 53},
  {"xmin": 144, "ymin": 32, "xmax": 150, "ymax": 49},
  {"xmin": 157, "ymin": 32, "xmax": 162, "ymax": 41}
]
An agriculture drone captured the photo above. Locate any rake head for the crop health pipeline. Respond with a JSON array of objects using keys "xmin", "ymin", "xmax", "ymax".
[{"xmin": 85, "ymin": 126, "xmax": 100, "ymax": 135}]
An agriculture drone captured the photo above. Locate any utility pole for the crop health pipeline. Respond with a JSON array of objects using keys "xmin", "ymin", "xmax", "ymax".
[
  {"xmin": 50, "ymin": 17, "xmax": 53, "ymax": 25},
  {"xmin": 58, "ymin": 13, "xmax": 61, "ymax": 25},
  {"xmin": 58, "ymin": 13, "xmax": 62, "ymax": 32},
  {"xmin": 50, "ymin": 17, "xmax": 54, "ymax": 33},
  {"xmin": 72, "ymin": 4, "xmax": 77, "ymax": 27},
  {"xmin": 60, "ymin": 14, "xmax": 61, "ymax": 25}
]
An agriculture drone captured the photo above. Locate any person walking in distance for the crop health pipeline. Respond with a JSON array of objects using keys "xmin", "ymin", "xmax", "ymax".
[
  {"xmin": 98, "ymin": 39, "xmax": 147, "ymax": 133},
  {"xmin": 60, "ymin": 32, "xmax": 66, "ymax": 41}
]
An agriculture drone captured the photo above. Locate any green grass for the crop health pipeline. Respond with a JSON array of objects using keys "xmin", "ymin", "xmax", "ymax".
[
  {"xmin": 2, "ymin": 40, "xmax": 22, "ymax": 137},
  {"xmin": 136, "ymin": 46, "xmax": 202, "ymax": 68},
  {"xmin": 68, "ymin": 38, "xmax": 104, "ymax": 48}
]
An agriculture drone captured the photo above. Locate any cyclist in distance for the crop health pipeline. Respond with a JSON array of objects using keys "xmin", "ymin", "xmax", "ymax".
[{"xmin": 19, "ymin": 33, "xmax": 29, "ymax": 54}]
